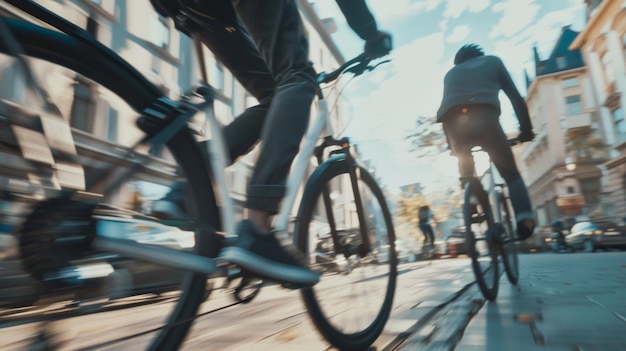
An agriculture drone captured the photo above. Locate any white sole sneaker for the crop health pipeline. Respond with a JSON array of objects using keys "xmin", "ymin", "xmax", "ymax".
[{"xmin": 218, "ymin": 247, "xmax": 319, "ymax": 286}]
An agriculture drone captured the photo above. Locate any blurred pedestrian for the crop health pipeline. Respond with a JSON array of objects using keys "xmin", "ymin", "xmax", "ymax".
[{"xmin": 418, "ymin": 205, "xmax": 435, "ymax": 244}]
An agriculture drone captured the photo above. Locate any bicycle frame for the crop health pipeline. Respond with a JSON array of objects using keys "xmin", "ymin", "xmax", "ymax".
[
  {"xmin": 480, "ymin": 151, "xmax": 506, "ymax": 225},
  {"xmin": 471, "ymin": 140, "xmax": 518, "ymax": 229}
]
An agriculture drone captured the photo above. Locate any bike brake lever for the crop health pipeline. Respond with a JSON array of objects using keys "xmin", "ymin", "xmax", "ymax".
[
  {"xmin": 369, "ymin": 59, "xmax": 391, "ymax": 71},
  {"xmin": 346, "ymin": 58, "xmax": 391, "ymax": 77}
]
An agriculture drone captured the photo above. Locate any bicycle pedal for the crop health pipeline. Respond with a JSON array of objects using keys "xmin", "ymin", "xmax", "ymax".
[{"xmin": 471, "ymin": 214, "xmax": 487, "ymax": 223}]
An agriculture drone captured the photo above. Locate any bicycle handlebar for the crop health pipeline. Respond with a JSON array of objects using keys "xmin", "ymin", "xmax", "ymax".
[
  {"xmin": 316, "ymin": 54, "xmax": 389, "ymax": 85},
  {"xmin": 508, "ymin": 137, "xmax": 520, "ymax": 146}
]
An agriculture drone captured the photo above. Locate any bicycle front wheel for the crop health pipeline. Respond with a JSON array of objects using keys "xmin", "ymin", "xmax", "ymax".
[
  {"xmin": 296, "ymin": 158, "xmax": 397, "ymax": 351},
  {"xmin": 0, "ymin": 17, "xmax": 220, "ymax": 351},
  {"xmin": 464, "ymin": 181, "xmax": 499, "ymax": 301},
  {"xmin": 498, "ymin": 192, "xmax": 519, "ymax": 285}
]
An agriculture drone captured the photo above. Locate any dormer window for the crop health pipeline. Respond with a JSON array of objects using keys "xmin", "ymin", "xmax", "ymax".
[{"xmin": 556, "ymin": 56, "xmax": 567, "ymax": 69}]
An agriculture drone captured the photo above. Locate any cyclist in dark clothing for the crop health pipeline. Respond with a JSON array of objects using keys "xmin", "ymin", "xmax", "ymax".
[
  {"xmin": 436, "ymin": 44, "xmax": 536, "ymax": 241},
  {"xmin": 418, "ymin": 205, "xmax": 435, "ymax": 244},
  {"xmin": 150, "ymin": 0, "xmax": 392, "ymax": 286}
]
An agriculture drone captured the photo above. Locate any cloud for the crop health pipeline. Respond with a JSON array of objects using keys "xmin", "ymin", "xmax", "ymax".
[
  {"xmin": 446, "ymin": 24, "xmax": 470, "ymax": 43},
  {"xmin": 338, "ymin": 33, "xmax": 452, "ymax": 190},
  {"xmin": 489, "ymin": 0, "xmax": 541, "ymax": 38},
  {"xmin": 344, "ymin": 32, "xmax": 447, "ymax": 138},
  {"xmin": 368, "ymin": 0, "xmax": 440, "ymax": 22},
  {"xmin": 491, "ymin": 1, "xmax": 586, "ymax": 90},
  {"xmin": 443, "ymin": 0, "xmax": 491, "ymax": 19}
]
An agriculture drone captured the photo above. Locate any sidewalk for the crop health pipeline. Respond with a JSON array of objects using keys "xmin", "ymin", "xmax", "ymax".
[{"xmin": 454, "ymin": 252, "xmax": 626, "ymax": 351}]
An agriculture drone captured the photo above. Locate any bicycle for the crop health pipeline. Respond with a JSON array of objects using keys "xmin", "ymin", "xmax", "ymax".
[
  {"xmin": 0, "ymin": 1, "xmax": 397, "ymax": 350},
  {"xmin": 462, "ymin": 138, "xmax": 520, "ymax": 301}
]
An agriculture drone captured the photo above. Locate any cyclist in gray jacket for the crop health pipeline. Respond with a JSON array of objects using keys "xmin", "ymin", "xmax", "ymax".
[
  {"xmin": 436, "ymin": 44, "xmax": 536, "ymax": 241},
  {"xmin": 150, "ymin": 0, "xmax": 392, "ymax": 286}
]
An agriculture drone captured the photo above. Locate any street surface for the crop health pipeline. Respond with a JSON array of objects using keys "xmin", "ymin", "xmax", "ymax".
[{"xmin": 1, "ymin": 251, "xmax": 626, "ymax": 350}]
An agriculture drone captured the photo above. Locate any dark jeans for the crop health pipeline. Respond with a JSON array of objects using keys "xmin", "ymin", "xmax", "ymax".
[
  {"xmin": 442, "ymin": 104, "xmax": 533, "ymax": 221},
  {"xmin": 419, "ymin": 223, "xmax": 434, "ymax": 243},
  {"xmin": 191, "ymin": 0, "xmax": 317, "ymax": 213}
]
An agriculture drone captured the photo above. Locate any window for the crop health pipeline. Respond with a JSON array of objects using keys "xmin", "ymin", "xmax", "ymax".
[
  {"xmin": 86, "ymin": 16, "xmax": 98, "ymax": 37},
  {"xmin": 70, "ymin": 80, "xmax": 96, "ymax": 133},
  {"xmin": 150, "ymin": 15, "xmax": 170, "ymax": 49},
  {"xmin": 561, "ymin": 77, "xmax": 578, "ymax": 89},
  {"xmin": 211, "ymin": 61, "xmax": 224, "ymax": 91},
  {"xmin": 567, "ymin": 186, "xmax": 575, "ymax": 194},
  {"xmin": 580, "ymin": 178, "xmax": 600, "ymax": 207},
  {"xmin": 601, "ymin": 52, "xmax": 615, "ymax": 84},
  {"xmin": 565, "ymin": 95, "xmax": 582, "ymax": 115},
  {"xmin": 556, "ymin": 56, "xmax": 567, "ymax": 69},
  {"xmin": 613, "ymin": 106, "xmax": 626, "ymax": 143},
  {"xmin": 0, "ymin": 63, "xmax": 26, "ymax": 102},
  {"xmin": 151, "ymin": 54, "xmax": 160, "ymax": 73},
  {"xmin": 107, "ymin": 107, "xmax": 118, "ymax": 142}
]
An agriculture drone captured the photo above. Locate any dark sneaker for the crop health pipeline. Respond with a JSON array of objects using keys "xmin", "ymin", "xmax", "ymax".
[
  {"xmin": 218, "ymin": 220, "xmax": 319, "ymax": 287},
  {"xmin": 516, "ymin": 218, "xmax": 536, "ymax": 241}
]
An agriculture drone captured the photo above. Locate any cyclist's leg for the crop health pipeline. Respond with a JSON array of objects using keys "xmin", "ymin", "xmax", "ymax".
[
  {"xmin": 426, "ymin": 224, "xmax": 435, "ymax": 243},
  {"xmin": 478, "ymin": 109, "xmax": 535, "ymax": 240},
  {"xmin": 233, "ymin": 0, "xmax": 318, "ymax": 216},
  {"xmin": 218, "ymin": 0, "xmax": 319, "ymax": 285},
  {"xmin": 443, "ymin": 119, "xmax": 474, "ymax": 180},
  {"xmin": 419, "ymin": 223, "xmax": 428, "ymax": 243},
  {"xmin": 179, "ymin": 0, "xmax": 274, "ymax": 163}
]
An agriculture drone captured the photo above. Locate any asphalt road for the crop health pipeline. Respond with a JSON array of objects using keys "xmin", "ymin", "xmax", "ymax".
[
  {"xmin": 2, "ymin": 251, "xmax": 625, "ymax": 350},
  {"xmin": 0, "ymin": 258, "xmax": 476, "ymax": 350}
]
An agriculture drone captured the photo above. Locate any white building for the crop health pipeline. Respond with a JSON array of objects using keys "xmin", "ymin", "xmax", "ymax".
[
  {"xmin": 519, "ymin": 0, "xmax": 626, "ymax": 228},
  {"xmin": 569, "ymin": 0, "xmax": 626, "ymax": 224}
]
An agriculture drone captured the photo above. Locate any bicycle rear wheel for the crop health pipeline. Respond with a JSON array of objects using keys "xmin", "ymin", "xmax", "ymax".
[
  {"xmin": 464, "ymin": 180, "xmax": 499, "ymax": 301},
  {"xmin": 296, "ymin": 158, "xmax": 397, "ymax": 351},
  {"xmin": 0, "ymin": 17, "xmax": 220, "ymax": 350},
  {"xmin": 497, "ymin": 192, "xmax": 519, "ymax": 285}
]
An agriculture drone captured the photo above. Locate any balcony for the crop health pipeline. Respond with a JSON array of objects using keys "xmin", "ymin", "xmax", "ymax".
[{"xmin": 562, "ymin": 112, "xmax": 592, "ymax": 130}]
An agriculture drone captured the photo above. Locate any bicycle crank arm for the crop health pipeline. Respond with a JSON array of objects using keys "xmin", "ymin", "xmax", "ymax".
[{"xmin": 92, "ymin": 236, "xmax": 222, "ymax": 277}]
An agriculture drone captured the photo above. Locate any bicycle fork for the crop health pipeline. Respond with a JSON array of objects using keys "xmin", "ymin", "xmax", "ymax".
[{"xmin": 316, "ymin": 137, "xmax": 372, "ymax": 260}]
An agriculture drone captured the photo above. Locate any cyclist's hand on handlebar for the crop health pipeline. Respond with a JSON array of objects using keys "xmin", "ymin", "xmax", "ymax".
[
  {"xmin": 518, "ymin": 130, "xmax": 536, "ymax": 143},
  {"xmin": 364, "ymin": 31, "xmax": 392, "ymax": 58}
]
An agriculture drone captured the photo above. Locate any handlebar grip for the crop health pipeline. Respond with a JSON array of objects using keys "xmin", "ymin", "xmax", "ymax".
[{"xmin": 508, "ymin": 138, "xmax": 520, "ymax": 146}]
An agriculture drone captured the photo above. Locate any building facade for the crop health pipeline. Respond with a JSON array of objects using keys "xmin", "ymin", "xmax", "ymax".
[
  {"xmin": 520, "ymin": 0, "xmax": 626, "ymax": 228},
  {"xmin": 570, "ymin": 0, "xmax": 626, "ymax": 224}
]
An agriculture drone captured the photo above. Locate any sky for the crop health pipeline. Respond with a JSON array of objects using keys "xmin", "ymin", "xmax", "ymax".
[{"xmin": 312, "ymin": 0, "xmax": 587, "ymax": 195}]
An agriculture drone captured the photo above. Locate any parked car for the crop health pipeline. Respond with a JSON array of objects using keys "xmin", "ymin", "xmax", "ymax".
[
  {"xmin": 444, "ymin": 226, "xmax": 470, "ymax": 257},
  {"xmin": 565, "ymin": 221, "xmax": 626, "ymax": 252},
  {"xmin": 0, "ymin": 214, "xmax": 205, "ymax": 308}
]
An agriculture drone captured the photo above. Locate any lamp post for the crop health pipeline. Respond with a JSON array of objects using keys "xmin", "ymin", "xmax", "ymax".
[{"xmin": 565, "ymin": 157, "xmax": 576, "ymax": 171}]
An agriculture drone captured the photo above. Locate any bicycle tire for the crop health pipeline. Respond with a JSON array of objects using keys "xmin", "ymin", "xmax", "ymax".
[
  {"xmin": 464, "ymin": 180, "xmax": 499, "ymax": 301},
  {"xmin": 295, "ymin": 157, "xmax": 397, "ymax": 351},
  {"xmin": 1, "ymin": 17, "xmax": 220, "ymax": 350},
  {"xmin": 497, "ymin": 192, "xmax": 519, "ymax": 285}
]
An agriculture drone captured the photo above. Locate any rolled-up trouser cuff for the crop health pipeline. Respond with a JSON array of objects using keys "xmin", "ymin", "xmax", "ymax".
[{"xmin": 245, "ymin": 184, "xmax": 285, "ymax": 213}]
